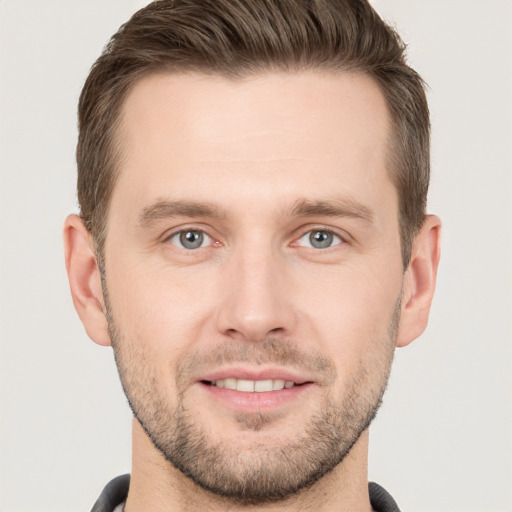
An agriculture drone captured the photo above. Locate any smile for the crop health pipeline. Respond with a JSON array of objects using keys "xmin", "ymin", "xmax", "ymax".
[
  {"xmin": 198, "ymin": 373, "xmax": 314, "ymax": 412},
  {"xmin": 210, "ymin": 378, "xmax": 297, "ymax": 392}
]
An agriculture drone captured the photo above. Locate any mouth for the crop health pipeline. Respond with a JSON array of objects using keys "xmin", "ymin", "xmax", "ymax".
[
  {"xmin": 202, "ymin": 378, "xmax": 306, "ymax": 393},
  {"xmin": 196, "ymin": 369, "xmax": 315, "ymax": 413}
]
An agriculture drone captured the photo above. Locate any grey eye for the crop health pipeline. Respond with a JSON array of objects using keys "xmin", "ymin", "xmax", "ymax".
[
  {"xmin": 310, "ymin": 230, "xmax": 333, "ymax": 248},
  {"xmin": 170, "ymin": 230, "xmax": 210, "ymax": 250},
  {"xmin": 297, "ymin": 230, "xmax": 342, "ymax": 249}
]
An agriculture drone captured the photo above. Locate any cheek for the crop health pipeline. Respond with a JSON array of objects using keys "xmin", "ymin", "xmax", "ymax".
[
  {"xmin": 106, "ymin": 256, "xmax": 228, "ymax": 370},
  {"xmin": 107, "ymin": 265, "xmax": 200, "ymax": 355},
  {"xmin": 296, "ymin": 263, "xmax": 402, "ymax": 357},
  {"xmin": 300, "ymin": 271, "xmax": 399, "ymax": 405}
]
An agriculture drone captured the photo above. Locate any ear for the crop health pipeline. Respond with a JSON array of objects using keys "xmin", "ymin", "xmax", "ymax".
[
  {"xmin": 63, "ymin": 214, "xmax": 111, "ymax": 346},
  {"xmin": 396, "ymin": 215, "xmax": 442, "ymax": 348}
]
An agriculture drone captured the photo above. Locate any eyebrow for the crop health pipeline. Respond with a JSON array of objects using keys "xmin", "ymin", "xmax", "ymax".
[
  {"xmin": 288, "ymin": 198, "xmax": 374, "ymax": 223},
  {"xmin": 138, "ymin": 200, "xmax": 227, "ymax": 227},
  {"xmin": 138, "ymin": 196, "xmax": 374, "ymax": 228}
]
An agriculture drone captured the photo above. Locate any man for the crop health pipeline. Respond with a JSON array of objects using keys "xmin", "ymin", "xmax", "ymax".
[{"xmin": 63, "ymin": 0, "xmax": 441, "ymax": 510}]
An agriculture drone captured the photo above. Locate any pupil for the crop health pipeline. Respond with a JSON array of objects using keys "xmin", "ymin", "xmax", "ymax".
[
  {"xmin": 310, "ymin": 230, "xmax": 332, "ymax": 249},
  {"xmin": 181, "ymin": 230, "xmax": 203, "ymax": 249}
]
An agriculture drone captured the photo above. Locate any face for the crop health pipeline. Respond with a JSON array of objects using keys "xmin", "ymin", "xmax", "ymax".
[{"xmin": 103, "ymin": 71, "xmax": 404, "ymax": 503}]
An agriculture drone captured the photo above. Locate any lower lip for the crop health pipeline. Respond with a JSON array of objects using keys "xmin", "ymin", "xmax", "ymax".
[{"xmin": 199, "ymin": 382, "xmax": 314, "ymax": 412}]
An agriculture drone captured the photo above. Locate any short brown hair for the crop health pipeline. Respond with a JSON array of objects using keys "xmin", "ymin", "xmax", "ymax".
[{"xmin": 77, "ymin": 0, "xmax": 429, "ymax": 266}]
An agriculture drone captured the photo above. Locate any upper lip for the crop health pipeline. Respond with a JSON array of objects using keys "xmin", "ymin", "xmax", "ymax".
[{"xmin": 198, "ymin": 366, "xmax": 314, "ymax": 385}]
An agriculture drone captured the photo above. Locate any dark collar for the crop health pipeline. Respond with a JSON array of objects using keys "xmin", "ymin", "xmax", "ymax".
[{"xmin": 91, "ymin": 475, "xmax": 401, "ymax": 512}]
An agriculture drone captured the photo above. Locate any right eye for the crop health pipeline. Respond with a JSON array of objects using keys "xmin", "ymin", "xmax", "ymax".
[
  {"xmin": 168, "ymin": 229, "xmax": 212, "ymax": 250},
  {"xmin": 296, "ymin": 229, "xmax": 343, "ymax": 249}
]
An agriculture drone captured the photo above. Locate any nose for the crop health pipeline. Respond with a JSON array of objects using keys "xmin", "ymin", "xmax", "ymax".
[{"xmin": 214, "ymin": 245, "xmax": 297, "ymax": 343}]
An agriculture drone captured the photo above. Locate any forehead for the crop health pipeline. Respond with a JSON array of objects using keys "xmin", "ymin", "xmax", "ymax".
[
  {"xmin": 118, "ymin": 69, "xmax": 390, "ymax": 163},
  {"xmin": 112, "ymin": 70, "xmax": 395, "ymax": 221}
]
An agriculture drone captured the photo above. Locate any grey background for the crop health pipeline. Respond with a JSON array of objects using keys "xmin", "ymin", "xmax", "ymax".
[{"xmin": 1, "ymin": 1, "xmax": 511, "ymax": 510}]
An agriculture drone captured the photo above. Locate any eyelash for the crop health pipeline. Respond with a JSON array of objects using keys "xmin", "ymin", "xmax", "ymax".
[
  {"xmin": 294, "ymin": 228, "xmax": 345, "ymax": 249},
  {"xmin": 165, "ymin": 229, "xmax": 217, "ymax": 250},
  {"xmin": 164, "ymin": 226, "xmax": 347, "ymax": 251}
]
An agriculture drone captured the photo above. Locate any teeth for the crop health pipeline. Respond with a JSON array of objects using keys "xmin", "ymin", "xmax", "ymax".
[
  {"xmin": 213, "ymin": 379, "xmax": 297, "ymax": 392},
  {"xmin": 224, "ymin": 378, "xmax": 237, "ymax": 390},
  {"xmin": 273, "ymin": 379, "xmax": 285, "ymax": 390},
  {"xmin": 254, "ymin": 380, "xmax": 273, "ymax": 392},
  {"xmin": 237, "ymin": 379, "xmax": 255, "ymax": 392}
]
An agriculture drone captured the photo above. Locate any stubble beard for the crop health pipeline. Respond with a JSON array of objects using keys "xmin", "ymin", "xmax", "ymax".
[{"xmin": 105, "ymin": 289, "xmax": 399, "ymax": 505}]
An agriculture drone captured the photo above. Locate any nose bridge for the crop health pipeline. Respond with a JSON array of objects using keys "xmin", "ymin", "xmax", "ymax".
[{"xmin": 215, "ymin": 236, "xmax": 295, "ymax": 341}]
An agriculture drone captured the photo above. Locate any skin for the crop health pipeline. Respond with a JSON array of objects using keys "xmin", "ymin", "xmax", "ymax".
[{"xmin": 64, "ymin": 70, "xmax": 441, "ymax": 512}]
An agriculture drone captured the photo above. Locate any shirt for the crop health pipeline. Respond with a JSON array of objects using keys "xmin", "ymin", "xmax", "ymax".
[{"xmin": 91, "ymin": 474, "xmax": 401, "ymax": 511}]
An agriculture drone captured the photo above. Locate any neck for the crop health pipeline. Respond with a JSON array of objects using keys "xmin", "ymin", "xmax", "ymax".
[{"xmin": 125, "ymin": 418, "xmax": 373, "ymax": 512}]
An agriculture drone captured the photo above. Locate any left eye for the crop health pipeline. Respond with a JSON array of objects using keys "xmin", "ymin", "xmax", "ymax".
[
  {"xmin": 297, "ymin": 230, "xmax": 342, "ymax": 249},
  {"xmin": 168, "ymin": 230, "xmax": 212, "ymax": 250}
]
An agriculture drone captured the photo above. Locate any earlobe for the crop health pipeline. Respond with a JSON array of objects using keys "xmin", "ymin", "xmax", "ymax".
[
  {"xmin": 63, "ymin": 214, "xmax": 111, "ymax": 346},
  {"xmin": 396, "ymin": 215, "xmax": 442, "ymax": 348}
]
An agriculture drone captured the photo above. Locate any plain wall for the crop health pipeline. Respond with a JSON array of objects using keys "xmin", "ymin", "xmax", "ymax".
[{"xmin": 0, "ymin": 1, "xmax": 510, "ymax": 511}]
